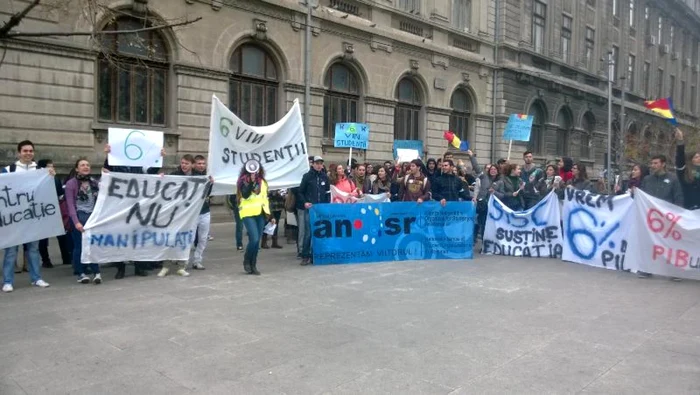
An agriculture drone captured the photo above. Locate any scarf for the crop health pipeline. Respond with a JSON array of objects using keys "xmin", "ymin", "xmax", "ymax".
[
  {"xmin": 693, "ymin": 165, "xmax": 700, "ymax": 180},
  {"xmin": 507, "ymin": 176, "xmax": 520, "ymax": 191},
  {"xmin": 76, "ymin": 175, "xmax": 98, "ymax": 202}
]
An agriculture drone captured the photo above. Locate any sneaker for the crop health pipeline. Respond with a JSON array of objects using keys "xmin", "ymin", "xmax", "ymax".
[
  {"xmin": 637, "ymin": 271, "xmax": 652, "ymax": 278},
  {"xmin": 207, "ymin": 235, "xmax": 214, "ymax": 241},
  {"xmin": 670, "ymin": 277, "xmax": 683, "ymax": 282},
  {"xmin": 237, "ymin": 246, "xmax": 243, "ymax": 251},
  {"xmin": 2, "ymin": 284, "xmax": 13, "ymax": 293},
  {"xmin": 176, "ymin": 269, "xmax": 190, "ymax": 277},
  {"xmin": 157, "ymin": 268, "xmax": 169, "ymax": 277},
  {"xmin": 32, "ymin": 279, "xmax": 50, "ymax": 288},
  {"xmin": 78, "ymin": 274, "xmax": 90, "ymax": 284},
  {"xmin": 192, "ymin": 263, "xmax": 205, "ymax": 270},
  {"xmin": 93, "ymin": 274, "xmax": 102, "ymax": 284},
  {"xmin": 300, "ymin": 258, "xmax": 310, "ymax": 266}
]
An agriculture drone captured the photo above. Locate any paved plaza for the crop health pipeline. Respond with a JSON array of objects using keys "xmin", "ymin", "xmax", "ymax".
[{"xmin": 1, "ymin": 223, "xmax": 699, "ymax": 394}]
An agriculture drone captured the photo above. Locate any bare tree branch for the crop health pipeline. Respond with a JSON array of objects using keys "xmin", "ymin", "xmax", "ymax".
[
  {"xmin": 0, "ymin": 0, "xmax": 41, "ymax": 38},
  {"xmin": 3, "ymin": 16, "xmax": 202, "ymax": 39}
]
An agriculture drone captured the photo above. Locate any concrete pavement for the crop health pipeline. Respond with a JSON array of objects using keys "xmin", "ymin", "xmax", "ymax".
[{"xmin": 1, "ymin": 223, "xmax": 699, "ymax": 394}]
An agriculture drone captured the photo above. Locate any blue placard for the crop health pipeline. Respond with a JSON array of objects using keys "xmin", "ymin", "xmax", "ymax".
[
  {"xmin": 503, "ymin": 114, "xmax": 534, "ymax": 141},
  {"xmin": 334, "ymin": 123, "xmax": 369, "ymax": 149},
  {"xmin": 310, "ymin": 201, "xmax": 475, "ymax": 265},
  {"xmin": 392, "ymin": 140, "xmax": 424, "ymax": 159}
]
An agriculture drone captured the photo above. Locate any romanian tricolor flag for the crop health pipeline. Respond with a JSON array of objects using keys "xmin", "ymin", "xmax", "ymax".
[{"xmin": 644, "ymin": 98, "xmax": 677, "ymax": 125}]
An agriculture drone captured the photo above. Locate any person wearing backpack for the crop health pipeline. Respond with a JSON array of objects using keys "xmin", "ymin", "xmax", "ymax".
[
  {"xmin": 1, "ymin": 140, "xmax": 52, "ymax": 292},
  {"xmin": 399, "ymin": 159, "xmax": 431, "ymax": 202}
]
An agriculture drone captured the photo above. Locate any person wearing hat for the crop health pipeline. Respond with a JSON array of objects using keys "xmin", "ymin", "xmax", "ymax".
[
  {"xmin": 237, "ymin": 160, "xmax": 275, "ymax": 275},
  {"xmin": 298, "ymin": 156, "xmax": 330, "ymax": 266}
]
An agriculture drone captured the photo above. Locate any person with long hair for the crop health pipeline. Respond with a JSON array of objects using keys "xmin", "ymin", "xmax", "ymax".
[
  {"xmin": 475, "ymin": 164, "xmax": 500, "ymax": 239},
  {"xmin": 492, "ymin": 163, "xmax": 525, "ymax": 210},
  {"xmin": 675, "ymin": 128, "xmax": 700, "ymax": 210},
  {"xmin": 237, "ymin": 160, "xmax": 275, "ymax": 275},
  {"xmin": 371, "ymin": 167, "xmax": 392, "ymax": 198},
  {"xmin": 330, "ymin": 164, "xmax": 359, "ymax": 197},
  {"xmin": 568, "ymin": 162, "xmax": 596, "ymax": 192},
  {"xmin": 65, "ymin": 158, "xmax": 102, "ymax": 284},
  {"xmin": 558, "ymin": 157, "xmax": 574, "ymax": 183},
  {"xmin": 615, "ymin": 164, "xmax": 649, "ymax": 195},
  {"xmin": 352, "ymin": 163, "xmax": 373, "ymax": 194},
  {"xmin": 535, "ymin": 164, "xmax": 563, "ymax": 198}
]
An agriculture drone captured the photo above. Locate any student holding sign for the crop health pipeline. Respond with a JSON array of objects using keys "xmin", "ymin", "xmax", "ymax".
[
  {"xmin": 65, "ymin": 159, "xmax": 102, "ymax": 284},
  {"xmin": 237, "ymin": 160, "xmax": 275, "ymax": 275}
]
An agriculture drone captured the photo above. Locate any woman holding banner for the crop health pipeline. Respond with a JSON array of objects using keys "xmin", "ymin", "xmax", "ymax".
[
  {"xmin": 492, "ymin": 164, "xmax": 525, "ymax": 211},
  {"xmin": 65, "ymin": 159, "xmax": 102, "ymax": 284},
  {"xmin": 535, "ymin": 165, "xmax": 563, "ymax": 199},
  {"xmin": 568, "ymin": 163, "xmax": 596, "ymax": 193},
  {"xmin": 371, "ymin": 167, "xmax": 392, "ymax": 198},
  {"xmin": 330, "ymin": 164, "xmax": 359, "ymax": 198},
  {"xmin": 237, "ymin": 160, "xmax": 275, "ymax": 275}
]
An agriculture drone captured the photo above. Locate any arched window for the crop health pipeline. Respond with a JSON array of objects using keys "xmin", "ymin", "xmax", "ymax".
[
  {"xmin": 527, "ymin": 101, "xmax": 546, "ymax": 154},
  {"xmin": 323, "ymin": 63, "xmax": 360, "ymax": 139},
  {"xmin": 581, "ymin": 112, "xmax": 595, "ymax": 159},
  {"xmin": 449, "ymin": 89, "xmax": 472, "ymax": 141},
  {"xmin": 394, "ymin": 78, "xmax": 422, "ymax": 140},
  {"xmin": 556, "ymin": 107, "xmax": 573, "ymax": 156},
  {"xmin": 229, "ymin": 44, "xmax": 278, "ymax": 126},
  {"xmin": 98, "ymin": 17, "xmax": 169, "ymax": 126}
]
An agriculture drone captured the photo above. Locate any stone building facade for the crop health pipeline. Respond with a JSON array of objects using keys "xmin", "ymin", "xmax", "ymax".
[{"xmin": 0, "ymin": 0, "xmax": 698, "ymax": 175}]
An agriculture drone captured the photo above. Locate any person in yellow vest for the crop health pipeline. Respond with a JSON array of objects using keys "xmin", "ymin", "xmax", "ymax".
[{"xmin": 237, "ymin": 160, "xmax": 276, "ymax": 275}]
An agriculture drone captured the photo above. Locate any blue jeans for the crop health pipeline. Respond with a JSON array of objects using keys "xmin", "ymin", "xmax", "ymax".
[
  {"xmin": 242, "ymin": 214, "xmax": 265, "ymax": 264},
  {"xmin": 3, "ymin": 241, "xmax": 41, "ymax": 285},
  {"xmin": 298, "ymin": 209, "xmax": 312, "ymax": 259},
  {"xmin": 72, "ymin": 211, "xmax": 100, "ymax": 277},
  {"xmin": 234, "ymin": 205, "xmax": 244, "ymax": 248}
]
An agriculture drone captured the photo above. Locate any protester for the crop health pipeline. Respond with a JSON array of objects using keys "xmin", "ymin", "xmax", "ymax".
[
  {"xmin": 189, "ymin": 155, "xmax": 212, "ymax": 270},
  {"xmin": 37, "ymin": 159, "xmax": 72, "ymax": 268},
  {"xmin": 558, "ymin": 157, "xmax": 574, "ymax": 183},
  {"xmin": 432, "ymin": 159, "xmax": 470, "ymax": 206},
  {"xmin": 674, "ymin": 128, "xmax": 700, "ymax": 210},
  {"xmin": 1, "ymin": 140, "xmax": 51, "ymax": 292},
  {"xmin": 330, "ymin": 164, "xmax": 358, "ymax": 197},
  {"xmin": 284, "ymin": 188, "xmax": 299, "ymax": 247},
  {"xmin": 493, "ymin": 163, "xmax": 525, "ymax": 211},
  {"xmin": 521, "ymin": 151, "xmax": 541, "ymax": 209},
  {"xmin": 615, "ymin": 164, "xmax": 649, "ymax": 195},
  {"xmin": 399, "ymin": 159, "xmax": 431, "ymax": 202},
  {"xmin": 535, "ymin": 164, "xmax": 563, "ymax": 198},
  {"xmin": 426, "ymin": 158, "xmax": 439, "ymax": 186},
  {"xmin": 366, "ymin": 164, "xmax": 376, "ymax": 183},
  {"xmin": 476, "ymin": 164, "xmax": 500, "ymax": 240},
  {"xmin": 237, "ymin": 160, "xmax": 275, "ymax": 275},
  {"xmin": 371, "ymin": 167, "xmax": 392, "ymax": 198},
  {"xmin": 298, "ymin": 156, "xmax": 330, "ymax": 266},
  {"xmin": 263, "ymin": 189, "xmax": 285, "ymax": 249},
  {"xmin": 65, "ymin": 158, "xmax": 102, "ymax": 284},
  {"xmin": 353, "ymin": 163, "xmax": 373, "ymax": 194},
  {"xmin": 568, "ymin": 163, "xmax": 596, "ymax": 192},
  {"xmin": 638, "ymin": 154, "xmax": 684, "ymax": 280}
]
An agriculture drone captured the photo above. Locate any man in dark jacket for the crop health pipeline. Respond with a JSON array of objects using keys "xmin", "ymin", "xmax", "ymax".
[
  {"xmin": 641, "ymin": 154, "xmax": 684, "ymax": 207},
  {"xmin": 432, "ymin": 160, "xmax": 470, "ymax": 206},
  {"xmin": 520, "ymin": 151, "xmax": 542, "ymax": 209},
  {"xmin": 298, "ymin": 156, "xmax": 330, "ymax": 265}
]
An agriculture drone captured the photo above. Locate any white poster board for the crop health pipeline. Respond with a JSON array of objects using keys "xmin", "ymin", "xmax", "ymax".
[
  {"xmin": 0, "ymin": 170, "xmax": 64, "ymax": 249},
  {"xmin": 108, "ymin": 128, "xmax": 164, "ymax": 169},
  {"xmin": 208, "ymin": 95, "xmax": 309, "ymax": 196}
]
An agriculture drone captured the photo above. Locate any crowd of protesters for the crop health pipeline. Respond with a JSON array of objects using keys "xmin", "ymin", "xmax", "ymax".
[{"xmin": 2, "ymin": 126, "xmax": 698, "ymax": 291}]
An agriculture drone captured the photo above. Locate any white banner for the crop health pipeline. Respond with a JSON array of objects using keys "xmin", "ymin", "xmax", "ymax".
[
  {"xmin": 81, "ymin": 173, "xmax": 208, "ymax": 263},
  {"xmin": 562, "ymin": 189, "xmax": 636, "ymax": 271},
  {"xmin": 330, "ymin": 185, "xmax": 390, "ymax": 204},
  {"xmin": 627, "ymin": 190, "xmax": 700, "ymax": 280},
  {"xmin": 208, "ymin": 95, "xmax": 309, "ymax": 196},
  {"xmin": 108, "ymin": 127, "xmax": 164, "ymax": 168},
  {"xmin": 0, "ymin": 170, "xmax": 64, "ymax": 249},
  {"xmin": 482, "ymin": 192, "xmax": 562, "ymax": 258}
]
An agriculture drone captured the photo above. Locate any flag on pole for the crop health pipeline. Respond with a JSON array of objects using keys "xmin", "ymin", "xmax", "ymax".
[
  {"xmin": 644, "ymin": 98, "xmax": 677, "ymax": 125},
  {"xmin": 442, "ymin": 131, "xmax": 469, "ymax": 151}
]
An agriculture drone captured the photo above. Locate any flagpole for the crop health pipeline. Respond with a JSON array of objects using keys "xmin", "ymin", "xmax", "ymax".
[{"xmin": 606, "ymin": 50, "xmax": 614, "ymax": 191}]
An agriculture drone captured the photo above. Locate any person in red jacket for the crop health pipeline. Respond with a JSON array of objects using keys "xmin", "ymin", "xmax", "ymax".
[{"xmin": 558, "ymin": 157, "xmax": 574, "ymax": 183}]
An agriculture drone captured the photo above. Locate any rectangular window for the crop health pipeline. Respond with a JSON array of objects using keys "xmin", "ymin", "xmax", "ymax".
[
  {"xmin": 669, "ymin": 74, "xmax": 675, "ymax": 98},
  {"xmin": 612, "ymin": 46, "xmax": 619, "ymax": 82},
  {"xmin": 680, "ymin": 81, "xmax": 686, "ymax": 109},
  {"xmin": 658, "ymin": 16, "xmax": 663, "ymax": 43},
  {"xmin": 398, "ymin": 0, "xmax": 421, "ymax": 13},
  {"xmin": 643, "ymin": 62, "xmax": 650, "ymax": 97},
  {"xmin": 670, "ymin": 25, "xmax": 675, "ymax": 51},
  {"xmin": 628, "ymin": 54, "xmax": 636, "ymax": 90},
  {"xmin": 644, "ymin": 6, "xmax": 650, "ymax": 36},
  {"xmin": 453, "ymin": 0, "xmax": 471, "ymax": 31},
  {"xmin": 561, "ymin": 15, "xmax": 572, "ymax": 62},
  {"xmin": 585, "ymin": 27, "xmax": 595, "ymax": 69},
  {"xmin": 692, "ymin": 85, "xmax": 697, "ymax": 113},
  {"xmin": 613, "ymin": 0, "xmax": 619, "ymax": 17},
  {"xmin": 629, "ymin": 0, "xmax": 635, "ymax": 28},
  {"xmin": 533, "ymin": 1, "xmax": 547, "ymax": 54},
  {"xmin": 657, "ymin": 68, "xmax": 664, "ymax": 98}
]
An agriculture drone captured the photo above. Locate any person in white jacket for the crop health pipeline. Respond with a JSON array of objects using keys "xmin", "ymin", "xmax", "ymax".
[{"xmin": 1, "ymin": 140, "xmax": 53, "ymax": 292}]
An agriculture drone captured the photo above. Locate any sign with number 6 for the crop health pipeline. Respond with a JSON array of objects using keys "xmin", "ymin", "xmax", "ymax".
[{"xmin": 108, "ymin": 128, "xmax": 164, "ymax": 169}]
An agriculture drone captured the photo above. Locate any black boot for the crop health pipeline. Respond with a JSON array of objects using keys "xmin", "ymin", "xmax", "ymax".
[
  {"xmin": 271, "ymin": 235, "xmax": 283, "ymax": 249},
  {"xmin": 243, "ymin": 257, "xmax": 253, "ymax": 274},
  {"xmin": 251, "ymin": 261, "xmax": 261, "ymax": 275},
  {"xmin": 260, "ymin": 234, "xmax": 269, "ymax": 249},
  {"xmin": 134, "ymin": 262, "xmax": 149, "ymax": 277},
  {"xmin": 115, "ymin": 263, "xmax": 126, "ymax": 279}
]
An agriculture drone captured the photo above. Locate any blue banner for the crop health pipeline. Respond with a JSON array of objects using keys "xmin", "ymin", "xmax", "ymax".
[
  {"xmin": 503, "ymin": 114, "xmax": 534, "ymax": 141},
  {"xmin": 334, "ymin": 123, "xmax": 369, "ymax": 149},
  {"xmin": 310, "ymin": 201, "xmax": 475, "ymax": 265},
  {"xmin": 392, "ymin": 140, "xmax": 424, "ymax": 160}
]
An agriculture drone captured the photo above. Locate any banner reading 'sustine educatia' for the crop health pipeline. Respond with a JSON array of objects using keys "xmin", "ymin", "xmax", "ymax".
[{"xmin": 309, "ymin": 201, "xmax": 475, "ymax": 265}]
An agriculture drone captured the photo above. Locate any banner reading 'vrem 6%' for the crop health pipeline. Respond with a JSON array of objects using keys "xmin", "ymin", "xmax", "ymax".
[
  {"xmin": 207, "ymin": 95, "xmax": 310, "ymax": 196},
  {"xmin": 81, "ymin": 173, "xmax": 208, "ymax": 263},
  {"xmin": 310, "ymin": 201, "xmax": 475, "ymax": 264}
]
